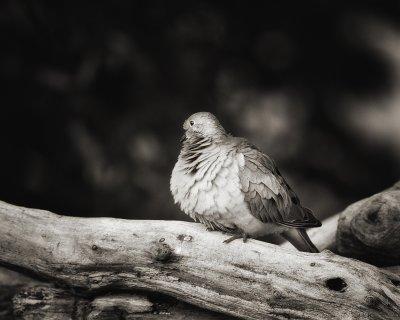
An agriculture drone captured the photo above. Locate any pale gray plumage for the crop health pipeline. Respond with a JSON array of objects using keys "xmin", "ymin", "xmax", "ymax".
[{"xmin": 170, "ymin": 112, "xmax": 321, "ymax": 252}]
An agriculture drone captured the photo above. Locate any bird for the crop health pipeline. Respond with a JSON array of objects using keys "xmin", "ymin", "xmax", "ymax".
[{"xmin": 170, "ymin": 112, "xmax": 322, "ymax": 253}]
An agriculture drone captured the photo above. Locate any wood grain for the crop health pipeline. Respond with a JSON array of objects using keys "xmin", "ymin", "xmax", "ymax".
[{"xmin": 0, "ymin": 201, "xmax": 399, "ymax": 319}]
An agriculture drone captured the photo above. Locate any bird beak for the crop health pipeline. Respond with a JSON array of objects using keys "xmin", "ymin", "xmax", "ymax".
[{"xmin": 180, "ymin": 133, "xmax": 187, "ymax": 143}]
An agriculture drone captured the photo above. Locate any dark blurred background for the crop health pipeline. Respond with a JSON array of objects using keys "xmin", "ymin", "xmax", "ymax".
[{"xmin": 1, "ymin": 0, "xmax": 399, "ymax": 222}]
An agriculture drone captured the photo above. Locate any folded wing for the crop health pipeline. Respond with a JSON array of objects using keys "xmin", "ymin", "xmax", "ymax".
[{"xmin": 238, "ymin": 140, "xmax": 321, "ymax": 228}]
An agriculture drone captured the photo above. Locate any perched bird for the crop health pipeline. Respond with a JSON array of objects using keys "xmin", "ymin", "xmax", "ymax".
[{"xmin": 170, "ymin": 112, "xmax": 321, "ymax": 252}]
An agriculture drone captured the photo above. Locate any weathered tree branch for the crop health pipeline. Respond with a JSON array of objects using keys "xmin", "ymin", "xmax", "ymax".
[
  {"xmin": 12, "ymin": 286, "xmax": 231, "ymax": 320},
  {"xmin": 0, "ymin": 200, "xmax": 400, "ymax": 319},
  {"xmin": 0, "ymin": 267, "xmax": 43, "ymax": 319},
  {"xmin": 337, "ymin": 188, "xmax": 400, "ymax": 267},
  {"xmin": 281, "ymin": 181, "xmax": 400, "ymax": 266},
  {"xmin": 0, "ymin": 266, "xmax": 233, "ymax": 319}
]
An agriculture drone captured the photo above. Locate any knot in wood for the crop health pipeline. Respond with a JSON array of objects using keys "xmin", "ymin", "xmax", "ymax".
[
  {"xmin": 351, "ymin": 191, "xmax": 400, "ymax": 252},
  {"xmin": 151, "ymin": 242, "xmax": 173, "ymax": 262},
  {"xmin": 365, "ymin": 296, "xmax": 381, "ymax": 309},
  {"xmin": 177, "ymin": 234, "xmax": 193, "ymax": 242},
  {"xmin": 325, "ymin": 277, "xmax": 347, "ymax": 292}
]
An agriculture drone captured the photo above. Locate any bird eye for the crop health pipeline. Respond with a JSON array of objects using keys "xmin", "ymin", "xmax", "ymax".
[{"xmin": 189, "ymin": 120, "xmax": 194, "ymax": 126}]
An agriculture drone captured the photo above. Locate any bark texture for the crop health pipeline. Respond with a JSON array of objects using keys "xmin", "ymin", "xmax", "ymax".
[
  {"xmin": 0, "ymin": 267, "xmax": 43, "ymax": 319},
  {"xmin": 0, "ymin": 267, "xmax": 233, "ymax": 320},
  {"xmin": 0, "ymin": 200, "xmax": 400, "ymax": 319},
  {"xmin": 11, "ymin": 287, "xmax": 232, "ymax": 320}
]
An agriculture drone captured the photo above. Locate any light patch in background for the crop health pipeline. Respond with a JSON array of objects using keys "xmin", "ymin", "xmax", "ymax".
[
  {"xmin": 345, "ymin": 21, "xmax": 400, "ymax": 159},
  {"xmin": 221, "ymin": 89, "xmax": 307, "ymax": 160},
  {"xmin": 129, "ymin": 133, "xmax": 162, "ymax": 165}
]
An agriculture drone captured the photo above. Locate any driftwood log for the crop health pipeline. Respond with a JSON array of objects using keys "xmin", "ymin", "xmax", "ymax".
[
  {"xmin": 0, "ymin": 183, "xmax": 400, "ymax": 319},
  {"xmin": 0, "ymin": 266, "xmax": 233, "ymax": 320},
  {"xmin": 281, "ymin": 181, "xmax": 400, "ymax": 266},
  {"xmin": 336, "ymin": 187, "xmax": 400, "ymax": 267},
  {"xmin": 0, "ymin": 267, "xmax": 42, "ymax": 319}
]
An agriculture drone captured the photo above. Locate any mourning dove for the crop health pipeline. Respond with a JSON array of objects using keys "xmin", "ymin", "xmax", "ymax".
[{"xmin": 170, "ymin": 112, "xmax": 321, "ymax": 252}]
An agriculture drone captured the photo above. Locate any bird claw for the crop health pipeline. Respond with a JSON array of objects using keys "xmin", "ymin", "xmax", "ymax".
[{"xmin": 223, "ymin": 233, "xmax": 249, "ymax": 244}]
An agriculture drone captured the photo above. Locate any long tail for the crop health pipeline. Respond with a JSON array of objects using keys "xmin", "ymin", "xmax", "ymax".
[{"xmin": 282, "ymin": 228, "xmax": 319, "ymax": 253}]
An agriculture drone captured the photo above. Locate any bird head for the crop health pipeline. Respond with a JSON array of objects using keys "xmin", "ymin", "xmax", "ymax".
[{"xmin": 182, "ymin": 112, "xmax": 226, "ymax": 142}]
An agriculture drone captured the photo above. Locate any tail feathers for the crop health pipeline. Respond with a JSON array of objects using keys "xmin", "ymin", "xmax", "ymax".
[
  {"xmin": 282, "ymin": 228, "xmax": 320, "ymax": 253},
  {"xmin": 301, "ymin": 206, "xmax": 322, "ymax": 227}
]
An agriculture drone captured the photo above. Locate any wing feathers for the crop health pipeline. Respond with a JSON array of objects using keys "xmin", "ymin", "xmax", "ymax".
[{"xmin": 238, "ymin": 140, "xmax": 321, "ymax": 229}]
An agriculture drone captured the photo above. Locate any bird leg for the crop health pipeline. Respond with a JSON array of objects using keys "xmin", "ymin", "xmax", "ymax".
[{"xmin": 223, "ymin": 232, "xmax": 249, "ymax": 244}]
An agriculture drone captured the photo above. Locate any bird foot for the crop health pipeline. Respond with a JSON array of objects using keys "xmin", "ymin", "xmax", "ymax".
[{"xmin": 223, "ymin": 233, "xmax": 248, "ymax": 244}]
